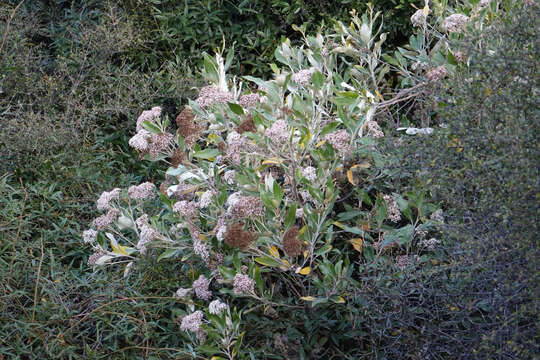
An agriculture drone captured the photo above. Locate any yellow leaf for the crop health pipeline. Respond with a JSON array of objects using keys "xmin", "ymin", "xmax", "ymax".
[
  {"xmin": 349, "ymin": 238, "xmax": 364, "ymax": 253},
  {"xmin": 296, "ymin": 266, "xmax": 311, "ymax": 275},
  {"xmin": 315, "ymin": 139, "xmax": 327, "ymax": 148},
  {"xmin": 347, "ymin": 169, "xmax": 358, "ymax": 185},
  {"xmin": 269, "ymin": 245, "xmax": 280, "ymax": 258},
  {"xmin": 335, "ymin": 296, "xmax": 346, "ymax": 304},
  {"xmin": 262, "ymin": 158, "xmax": 284, "ymax": 165},
  {"xmin": 351, "ymin": 162, "xmax": 370, "ymax": 169},
  {"xmin": 423, "ymin": 1, "xmax": 430, "ymax": 15},
  {"xmin": 375, "ymin": 89, "xmax": 384, "ymax": 101},
  {"xmin": 279, "ymin": 259, "xmax": 291, "ymax": 271},
  {"xmin": 298, "ymin": 225, "xmax": 308, "ymax": 235},
  {"xmin": 333, "ymin": 221, "xmax": 344, "ymax": 229},
  {"xmin": 300, "ymin": 296, "xmax": 317, "ymax": 301},
  {"xmin": 303, "ymin": 249, "xmax": 309, "ymax": 258},
  {"xmin": 111, "ymin": 242, "xmax": 129, "ymax": 255}
]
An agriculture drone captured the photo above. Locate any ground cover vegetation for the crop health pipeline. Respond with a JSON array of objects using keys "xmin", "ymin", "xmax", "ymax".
[{"xmin": 0, "ymin": 0, "xmax": 538, "ymax": 358}]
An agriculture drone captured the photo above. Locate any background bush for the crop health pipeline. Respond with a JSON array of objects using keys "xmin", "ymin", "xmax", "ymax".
[
  {"xmin": 386, "ymin": 3, "xmax": 539, "ymax": 357},
  {"xmin": 119, "ymin": 0, "xmax": 422, "ymax": 76}
]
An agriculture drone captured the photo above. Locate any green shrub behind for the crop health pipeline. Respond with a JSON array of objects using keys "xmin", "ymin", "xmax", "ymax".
[{"xmin": 395, "ymin": 2, "xmax": 539, "ymax": 357}]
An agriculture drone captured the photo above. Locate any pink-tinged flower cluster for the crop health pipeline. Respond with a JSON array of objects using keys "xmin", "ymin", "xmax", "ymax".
[
  {"xmin": 411, "ymin": 9, "xmax": 429, "ymax": 27},
  {"xmin": 426, "ymin": 66, "xmax": 447, "ymax": 83},
  {"xmin": 324, "ymin": 129, "xmax": 351, "ymax": 153},
  {"xmin": 192, "ymin": 275, "xmax": 212, "ymax": 300},
  {"xmin": 208, "ymin": 299, "xmax": 228, "ymax": 315},
  {"xmin": 430, "ymin": 209, "xmax": 444, "ymax": 223},
  {"xmin": 135, "ymin": 215, "xmax": 159, "ymax": 254},
  {"xmin": 173, "ymin": 200, "xmax": 199, "ymax": 220},
  {"xmin": 292, "ymin": 68, "xmax": 315, "ymax": 84},
  {"xmin": 175, "ymin": 287, "xmax": 192, "ymax": 298},
  {"xmin": 129, "ymin": 126, "xmax": 173, "ymax": 159},
  {"xmin": 419, "ymin": 237, "xmax": 440, "ymax": 250},
  {"xmin": 223, "ymin": 170, "xmax": 236, "ymax": 185},
  {"xmin": 264, "ymin": 120, "xmax": 289, "ymax": 145},
  {"xmin": 395, "ymin": 255, "xmax": 420, "ymax": 270},
  {"xmin": 198, "ymin": 190, "xmax": 214, "ymax": 209},
  {"xmin": 136, "ymin": 106, "xmax": 162, "ymax": 132},
  {"xmin": 302, "ymin": 166, "xmax": 317, "ymax": 181},
  {"xmin": 195, "ymin": 85, "xmax": 233, "ymax": 108},
  {"xmin": 228, "ymin": 196, "xmax": 264, "ymax": 218},
  {"xmin": 238, "ymin": 93, "xmax": 260, "ymax": 108},
  {"xmin": 87, "ymin": 251, "xmax": 105, "ymax": 266},
  {"xmin": 366, "ymin": 121, "xmax": 384, "ymax": 138},
  {"xmin": 383, "ymin": 195, "xmax": 402, "ymax": 223},
  {"xmin": 83, "ymin": 229, "xmax": 97, "ymax": 244},
  {"xmin": 96, "ymin": 188, "xmax": 121, "ymax": 211},
  {"xmin": 233, "ymin": 273, "xmax": 255, "ymax": 295},
  {"xmin": 193, "ymin": 238, "xmax": 210, "ymax": 262},
  {"xmin": 128, "ymin": 182, "xmax": 156, "ymax": 200},
  {"xmin": 226, "ymin": 133, "xmax": 254, "ymax": 165},
  {"xmin": 180, "ymin": 310, "xmax": 204, "ymax": 332},
  {"xmin": 442, "ymin": 14, "xmax": 469, "ymax": 33},
  {"xmin": 92, "ymin": 209, "xmax": 119, "ymax": 230}
]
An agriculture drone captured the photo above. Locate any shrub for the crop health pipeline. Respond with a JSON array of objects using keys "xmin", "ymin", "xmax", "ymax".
[{"xmin": 76, "ymin": 8, "xmax": 473, "ymax": 357}]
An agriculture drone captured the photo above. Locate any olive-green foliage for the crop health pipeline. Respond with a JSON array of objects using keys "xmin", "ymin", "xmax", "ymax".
[
  {"xmin": 0, "ymin": 2, "xmax": 197, "ymax": 176},
  {"xmin": 0, "ymin": 133, "xmax": 172, "ymax": 358},
  {"xmin": 120, "ymin": 0, "xmax": 421, "ymax": 76},
  {"xmin": 391, "ymin": 3, "xmax": 539, "ymax": 357}
]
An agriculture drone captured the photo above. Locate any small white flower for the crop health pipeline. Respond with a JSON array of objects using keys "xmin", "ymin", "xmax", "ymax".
[{"xmin": 208, "ymin": 299, "xmax": 228, "ymax": 315}]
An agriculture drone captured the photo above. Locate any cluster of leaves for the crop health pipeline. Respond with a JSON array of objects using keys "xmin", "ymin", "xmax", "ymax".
[{"xmin": 118, "ymin": 0, "xmax": 423, "ymax": 76}]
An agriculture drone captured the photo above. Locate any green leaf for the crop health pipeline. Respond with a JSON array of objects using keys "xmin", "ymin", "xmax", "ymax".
[
  {"xmin": 254, "ymin": 256, "xmax": 281, "ymax": 267},
  {"xmin": 273, "ymin": 181, "xmax": 283, "ymax": 206},
  {"xmin": 312, "ymin": 70, "xmax": 324, "ymax": 89},
  {"xmin": 228, "ymin": 102, "xmax": 244, "ymax": 115},
  {"xmin": 284, "ymin": 203, "xmax": 297, "ymax": 228},
  {"xmin": 141, "ymin": 120, "xmax": 161, "ymax": 134},
  {"xmin": 218, "ymin": 266, "xmax": 236, "ymax": 280},
  {"xmin": 193, "ymin": 148, "xmax": 220, "ymax": 160},
  {"xmin": 254, "ymin": 266, "xmax": 263, "ymax": 294},
  {"xmin": 157, "ymin": 248, "xmax": 179, "ymax": 261}
]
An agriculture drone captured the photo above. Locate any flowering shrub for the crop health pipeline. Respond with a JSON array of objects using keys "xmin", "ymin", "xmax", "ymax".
[{"xmin": 79, "ymin": 1, "xmax": 518, "ymax": 356}]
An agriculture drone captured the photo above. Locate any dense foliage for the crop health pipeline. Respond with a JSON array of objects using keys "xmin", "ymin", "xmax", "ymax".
[{"xmin": 1, "ymin": 0, "xmax": 537, "ymax": 359}]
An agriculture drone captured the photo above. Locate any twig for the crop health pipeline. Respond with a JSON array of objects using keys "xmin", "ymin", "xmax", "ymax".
[
  {"xmin": 375, "ymin": 82, "xmax": 427, "ymax": 111},
  {"xmin": 7, "ymin": 177, "xmax": 28, "ymax": 287},
  {"xmin": 32, "ymin": 234, "xmax": 45, "ymax": 322},
  {"xmin": 56, "ymin": 296, "xmax": 187, "ymax": 339},
  {"xmin": 0, "ymin": 0, "xmax": 26, "ymax": 54}
]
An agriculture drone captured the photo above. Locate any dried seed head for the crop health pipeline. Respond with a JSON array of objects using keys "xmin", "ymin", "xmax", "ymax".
[
  {"xmin": 224, "ymin": 222, "xmax": 255, "ymax": 251},
  {"xmin": 176, "ymin": 108, "xmax": 203, "ymax": 148},
  {"xmin": 171, "ymin": 148, "xmax": 186, "ymax": 167},
  {"xmin": 236, "ymin": 115, "xmax": 257, "ymax": 134},
  {"xmin": 283, "ymin": 225, "xmax": 302, "ymax": 257}
]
